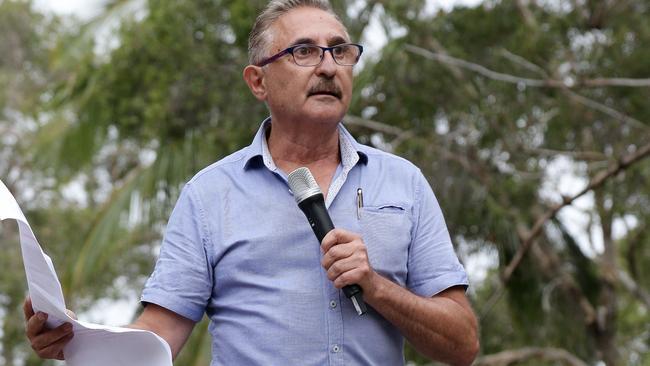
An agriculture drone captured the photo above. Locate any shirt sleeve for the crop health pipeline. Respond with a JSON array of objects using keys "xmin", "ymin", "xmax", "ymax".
[
  {"xmin": 406, "ymin": 171, "xmax": 469, "ymax": 297},
  {"xmin": 141, "ymin": 182, "xmax": 213, "ymax": 322}
]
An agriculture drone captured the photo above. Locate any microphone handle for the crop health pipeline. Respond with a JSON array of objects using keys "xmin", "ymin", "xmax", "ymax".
[{"xmin": 298, "ymin": 194, "xmax": 367, "ymax": 315}]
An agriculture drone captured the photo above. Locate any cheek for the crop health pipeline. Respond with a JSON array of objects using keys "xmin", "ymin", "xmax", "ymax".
[
  {"xmin": 265, "ymin": 75, "xmax": 289, "ymax": 100},
  {"xmin": 265, "ymin": 76, "xmax": 300, "ymax": 112},
  {"xmin": 268, "ymin": 68, "xmax": 300, "ymax": 93},
  {"xmin": 342, "ymin": 77, "xmax": 353, "ymax": 103},
  {"xmin": 342, "ymin": 71, "xmax": 353, "ymax": 92}
]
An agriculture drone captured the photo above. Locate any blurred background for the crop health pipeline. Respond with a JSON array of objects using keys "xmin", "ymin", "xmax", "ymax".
[{"xmin": 1, "ymin": 0, "xmax": 649, "ymax": 365}]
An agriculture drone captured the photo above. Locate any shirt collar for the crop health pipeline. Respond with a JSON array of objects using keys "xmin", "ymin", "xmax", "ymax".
[{"xmin": 243, "ymin": 117, "xmax": 368, "ymax": 171}]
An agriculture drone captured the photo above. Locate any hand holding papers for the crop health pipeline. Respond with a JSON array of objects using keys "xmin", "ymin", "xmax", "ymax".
[{"xmin": 0, "ymin": 179, "xmax": 173, "ymax": 366}]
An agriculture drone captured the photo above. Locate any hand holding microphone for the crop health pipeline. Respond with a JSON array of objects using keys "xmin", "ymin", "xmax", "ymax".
[{"xmin": 288, "ymin": 167, "xmax": 368, "ymax": 316}]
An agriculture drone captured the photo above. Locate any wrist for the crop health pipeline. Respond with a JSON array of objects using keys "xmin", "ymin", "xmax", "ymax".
[{"xmin": 363, "ymin": 271, "xmax": 390, "ymax": 305}]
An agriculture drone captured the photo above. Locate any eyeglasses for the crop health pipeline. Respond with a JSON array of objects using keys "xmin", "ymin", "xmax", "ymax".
[{"xmin": 256, "ymin": 43, "xmax": 364, "ymax": 67}]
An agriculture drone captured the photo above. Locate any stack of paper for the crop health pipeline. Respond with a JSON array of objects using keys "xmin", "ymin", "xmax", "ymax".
[{"xmin": 0, "ymin": 179, "xmax": 173, "ymax": 366}]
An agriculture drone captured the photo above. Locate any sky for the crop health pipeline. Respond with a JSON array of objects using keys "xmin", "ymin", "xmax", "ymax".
[
  {"xmin": 34, "ymin": 0, "xmax": 484, "ymax": 20},
  {"xmin": 34, "ymin": 0, "xmax": 109, "ymax": 20},
  {"xmin": 33, "ymin": 0, "xmax": 485, "ymax": 68}
]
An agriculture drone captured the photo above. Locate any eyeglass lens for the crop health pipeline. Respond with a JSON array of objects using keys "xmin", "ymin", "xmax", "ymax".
[{"xmin": 293, "ymin": 45, "xmax": 360, "ymax": 66}]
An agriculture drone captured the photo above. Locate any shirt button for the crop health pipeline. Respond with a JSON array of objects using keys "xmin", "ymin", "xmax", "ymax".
[
  {"xmin": 329, "ymin": 300, "xmax": 337, "ymax": 309},
  {"xmin": 332, "ymin": 345, "xmax": 341, "ymax": 353}
]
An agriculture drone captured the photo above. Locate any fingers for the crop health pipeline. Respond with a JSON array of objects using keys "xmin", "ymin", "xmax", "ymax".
[
  {"xmin": 321, "ymin": 228, "xmax": 360, "ymax": 253},
  {"xmin": 24, "ymin": 297, "xmax": 76, "ymax": 360},
  {"xmin": 332, "ymin": 268, "xmax": 369, "ymax": 289},
  {"xmin": 324, "ymin": 252, "xmax": 373, "ymax": 288},
  {"xmin": 28, "ymin": 321, "xmax": 74, "ymax": 360},
  {"xmin": 36, "ymin": 327, "xmax": 74, "ymax": 360},
  {"xmin": 25, "ymin": 310, "xmax": 74, "ymax": 360},
  {"xmin": 321, "ymin": 241, "xmax": 356, "ymax": 269},
  {"xmin": 23, "ymin": 297, "xmax": 34, "ymax": 322},
  {"xmin": 320, "ymin": 229, "xmax": 373, "ymax": 289},
  {"xmin": 25, "ymin": 311, "xmax": 48, "ymax": 339}
]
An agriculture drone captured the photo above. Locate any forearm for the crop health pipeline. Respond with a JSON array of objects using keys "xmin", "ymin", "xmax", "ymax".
[{"xmin": 365, "ymin": 274, "xmax": 479, "ymax": 366}]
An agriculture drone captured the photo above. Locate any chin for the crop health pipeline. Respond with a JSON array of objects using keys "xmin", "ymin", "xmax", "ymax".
[
  {"xmin": 305, "ymin": 110, "xmax": 345, "ymax": 125},
  {"xmin": 304, "ymin": 101, "xmax": 347, "ymax": 123}
]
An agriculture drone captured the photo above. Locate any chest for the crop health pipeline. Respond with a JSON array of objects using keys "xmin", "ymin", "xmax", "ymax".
[{"xmin": 208, "ymin": 173, "xmax": 414, "ymax": 289}]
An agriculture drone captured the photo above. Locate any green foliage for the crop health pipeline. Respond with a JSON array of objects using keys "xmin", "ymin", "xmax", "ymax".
[
  {"xmin": 353, "ymin": 1, "xmax": 650, "ymax": 364},
  {"xmin": 1, "ymin": 0, "xmax": 650, "ymax": 365}
]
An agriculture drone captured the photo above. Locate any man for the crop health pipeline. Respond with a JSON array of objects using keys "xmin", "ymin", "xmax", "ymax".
[{"xmin": 24, "ymin": 1, "xmax": 479, "ymax": 365}]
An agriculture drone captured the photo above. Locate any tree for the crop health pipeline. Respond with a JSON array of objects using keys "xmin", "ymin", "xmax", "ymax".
[
  {"xmin": 348, "ymin": 0, "xmax": 650, "ymax": 364},
  {"xmin": 2, "ymin": 0, "xmax": 649, "ymax": 365},
  {"xmin": 0, "ymin": 1, "xmax": 77, "ymax": 364}
]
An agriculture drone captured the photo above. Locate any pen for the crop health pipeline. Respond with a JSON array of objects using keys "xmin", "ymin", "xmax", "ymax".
[{"xmin": 356, "ymin": 188, "xmax": 363, "ymax": 219}]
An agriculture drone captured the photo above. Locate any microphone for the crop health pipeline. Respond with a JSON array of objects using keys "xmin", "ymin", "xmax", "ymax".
[{"xmin": 288, "ymin": 167, "xmax": 367, "ymax": 316}]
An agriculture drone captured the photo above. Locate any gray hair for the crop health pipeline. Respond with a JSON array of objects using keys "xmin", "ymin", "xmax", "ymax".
[{"xmin": 248, "ymin": 0, "xmax": 346, "ymax": 65}]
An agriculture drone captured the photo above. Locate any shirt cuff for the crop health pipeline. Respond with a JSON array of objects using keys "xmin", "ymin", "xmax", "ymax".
[
  {"xmin": 141, "ymin": 289, "xmax": 205, "ymax": 323},
  {"xmin": 409, "ymin": 271, "xmax": 469, "ymax": 298}
]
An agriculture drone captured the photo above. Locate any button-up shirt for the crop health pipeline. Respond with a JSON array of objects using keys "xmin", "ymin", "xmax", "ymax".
[{"xmin": 141, "ymin": 118, "xmax": 468, "ymax": 365}]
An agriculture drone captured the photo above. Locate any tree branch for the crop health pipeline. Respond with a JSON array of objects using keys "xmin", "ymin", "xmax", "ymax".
[
  {"xmin": 525, "ymin": 147, "xmax": 608, "ymax": 161},
  {"xmin": 617, "ymin": 268, "xmax": 650, "ymax": 310},
  {"xmin": 496, "ymin": 48, "xmax": 648, "ymax": 131},
  {"xmin": 344, "ymin": 114, "xmax": 417, "ymax": 151},
  {"xmin": 564, "ymin": 89, "xmax": 647, "ymax": 131},
  {"xmin": 515, "ymin": 0, "xmax": 538, "ymax": 28},
  {"xmin": 584, "ymin": 77, "xmax": 650, "ymax": 87},
  {"xmin": 474, "ymin": 347, "xmax": 588, "ymax": 366},
  {"xmin": 407, "ymin": 44, "xmax": 649, "ymax": 132},
  {"xmin": 405, "ymin": 44, "xmax": 555, "ymax": 87},
  {"xmin": 624, "ymin": 225, "xmax": 645, "ymax": 281},
  {"xmin": 499, "ymin": 48, "xmax": 547, "ymax": 76},
  {"xmin": 502, "ymin": 141, "xmax": 650, "ymax": 282},
  {"xmin": 405, "ymin": 44, "xmax": 650, "ymax": 89},
  {"xmin": 344, "ymin": 114, "xmax": 405, "ymax": 136}
]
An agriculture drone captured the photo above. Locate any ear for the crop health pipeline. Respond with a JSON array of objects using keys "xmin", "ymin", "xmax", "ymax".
[{"xmin": 243, "ymin": 65, "xmax": 267, "ymax": 101}]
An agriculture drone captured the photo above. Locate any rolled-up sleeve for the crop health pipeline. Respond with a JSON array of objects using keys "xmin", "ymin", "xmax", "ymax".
[
  {"xmin": 406, "ymin": 171, "xmax": 468, "ymax": 297},
  {"xmin": 141, "ymin": 182, "xmax": 213, "ymax": 322}
]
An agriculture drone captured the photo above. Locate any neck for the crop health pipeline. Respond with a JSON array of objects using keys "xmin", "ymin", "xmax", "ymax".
[
  {"xmin": 266, "ymin": 117, "xmax": 341, "ymax": 197},
  {"xmin": 267, "ymin": 117, "xmax": 340, "ymax": 169}
]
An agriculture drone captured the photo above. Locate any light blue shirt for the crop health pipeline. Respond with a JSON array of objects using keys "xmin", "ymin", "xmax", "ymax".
[{"xmin": 142, "ymin": 118, "xmax": 468, "ymax": 366}]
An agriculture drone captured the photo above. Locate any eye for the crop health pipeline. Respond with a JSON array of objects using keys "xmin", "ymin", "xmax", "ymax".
[
  {"xmin": 332, "ymin": 45, "xmax": 346, "ymax": 56},
  {"xmin": 333, "ymin": 45, "xmax": 354, "ymax": 59},
  {"xmin": 294, "ymin": 46, "xmax": 314, "ymax": 57}
]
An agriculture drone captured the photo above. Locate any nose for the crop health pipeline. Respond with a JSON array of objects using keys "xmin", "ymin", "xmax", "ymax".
[{"xmin": 314, "ymin": 49, "xmax": 337, "ymax": 78}]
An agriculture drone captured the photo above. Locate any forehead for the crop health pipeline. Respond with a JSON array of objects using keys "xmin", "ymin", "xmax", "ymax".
[{"xmin": 270, "ymin": 7, "xmax": 349, "ymax": 48}]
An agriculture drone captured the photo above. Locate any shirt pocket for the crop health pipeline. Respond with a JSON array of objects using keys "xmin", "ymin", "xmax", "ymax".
[{"xmin": 359, "ymin": 204, "xmax": 411, "ymax": 286}]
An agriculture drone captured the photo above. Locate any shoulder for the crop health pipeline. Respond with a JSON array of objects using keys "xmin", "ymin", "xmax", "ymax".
[
  {"xmin": 186, "ymin": 147, "xmax": 249, "ymax": 188},
  {"xmin": 177, "ymin": 147, "xmax": 253, "ymax": 207}
]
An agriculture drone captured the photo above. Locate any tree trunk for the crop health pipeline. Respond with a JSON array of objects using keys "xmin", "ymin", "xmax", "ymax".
[{"xmin": 594, "ymin": 189, "xmax": 619, "ymax": 366}]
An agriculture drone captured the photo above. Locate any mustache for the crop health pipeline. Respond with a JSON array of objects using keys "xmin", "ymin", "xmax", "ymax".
[{"xmin": 307, "ymin": 79, "xmax": 342, "ymax": 99}]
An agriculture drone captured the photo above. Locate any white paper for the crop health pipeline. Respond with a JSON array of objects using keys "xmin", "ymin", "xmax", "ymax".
[{"xmin": 0, "ymin": 179, "xmax": 173, "ymax": 366}]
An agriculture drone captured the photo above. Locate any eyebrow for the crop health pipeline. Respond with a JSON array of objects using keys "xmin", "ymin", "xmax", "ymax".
[{"xmin": 289, "ymin": 35, "xmax": 349, "ymax": 47}]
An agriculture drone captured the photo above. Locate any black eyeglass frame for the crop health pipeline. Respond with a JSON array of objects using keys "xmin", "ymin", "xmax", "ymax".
[{"xmin": 255, "ymin": 43, "xmax": 364, "ymax": 67}]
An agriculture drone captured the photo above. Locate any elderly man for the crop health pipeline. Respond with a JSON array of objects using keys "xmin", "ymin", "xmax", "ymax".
[{"xmin": 24, "ymin": 0, "xmax": 479, "ymax": 365}]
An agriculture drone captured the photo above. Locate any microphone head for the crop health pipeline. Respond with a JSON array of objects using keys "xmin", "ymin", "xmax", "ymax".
[{"xmin": 287, "ymin": 167, "xmax": 323, "ymax": 204}]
